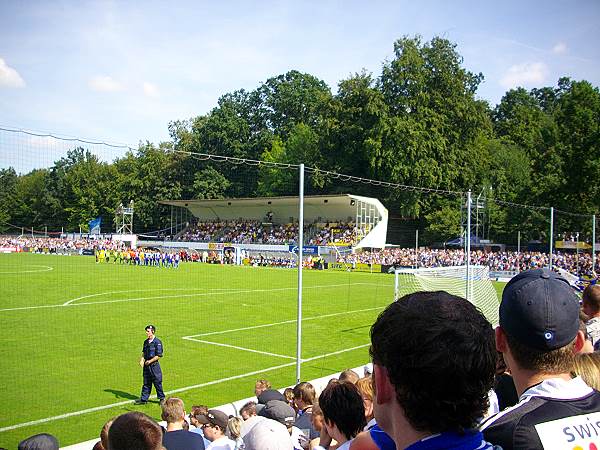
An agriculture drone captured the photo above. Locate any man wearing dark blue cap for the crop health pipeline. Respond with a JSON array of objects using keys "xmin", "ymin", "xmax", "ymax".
[{"xmin": 480, "ymin": 268, "xmax": 600, "ymax": 450}]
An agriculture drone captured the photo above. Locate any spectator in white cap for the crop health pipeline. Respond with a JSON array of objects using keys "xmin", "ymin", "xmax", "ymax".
[{"xmin": 480, "ymin": 268, "xmax": 600, "ymax": 449}]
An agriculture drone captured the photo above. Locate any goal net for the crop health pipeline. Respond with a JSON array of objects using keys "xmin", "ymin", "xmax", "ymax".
[{"xmin": 394, "ymin": 265, "xmax": 500, "ymax": 326}]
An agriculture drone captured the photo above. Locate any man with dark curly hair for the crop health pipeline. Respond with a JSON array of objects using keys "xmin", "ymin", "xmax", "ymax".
[{"xmin": 370, "ymin": 291, "xmax": 498, "ymax": 450}]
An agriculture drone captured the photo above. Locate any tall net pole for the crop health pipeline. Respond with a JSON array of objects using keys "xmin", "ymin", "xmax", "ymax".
[
  {"xmin": 549, "ymin": 207, "xmax": 554, "ymax": 269},
  {"xmin": 296, "ymin": 164, "xmax": 304, "ymax": 384},
  {"xmin": 593, "ymin": 214, "xmax": 597, "ymax": 273},
  {"xmin": 466, "ymin": 190, "xmax": 472, "ymax": 302}
]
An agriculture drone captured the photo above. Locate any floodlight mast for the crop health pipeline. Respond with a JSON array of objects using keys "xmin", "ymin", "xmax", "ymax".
[{"xmin": 115, "ymin": 200, "xmax": 134, "ymax": 234}]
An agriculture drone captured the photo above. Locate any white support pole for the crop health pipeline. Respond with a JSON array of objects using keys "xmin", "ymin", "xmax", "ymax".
[
  {"xmin": 549, "ymin": 207, "xmax": 554, "ymax": 270},
  {"xmin": 296, "ymin": 164, "xmax": 304, "ymax": 384},
  {"xmin": 466, "ymin": 190, "xmax": 472, "ymax": 302},
  {"xmin": 415, "ymin": 229, "xmax": 419, "ymax": 269},
  {"xmin": 593, "ymin": 215, "xmax": 597, "ymax": 273},
  {"xmin": 517, "ymin": 230, "xmax": 521, "ymax": 273}
]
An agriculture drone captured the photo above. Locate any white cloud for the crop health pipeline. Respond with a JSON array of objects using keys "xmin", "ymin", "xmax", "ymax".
[
  {"xmin": 500, "ymin": 62, "xmax": 548, "ymax": 89},
  {"xmin": 553, "ymin": 42, "xmax": 567, "ymax": 54},
  {"xmin": 142, "ymin": 81, "xmax": 159, "ymax": 97},
  {"xmin": 89, "ymin": 75, "xmax": 124, "ymax": 92},
  {"xmin": 0, "ymin": 58, "xmax": 26, "ymax": 88}
]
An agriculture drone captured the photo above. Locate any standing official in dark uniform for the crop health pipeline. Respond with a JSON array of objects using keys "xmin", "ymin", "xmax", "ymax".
[{"xmin": 135, "ymin": 325, "xmax": 165, "ymax": 405}]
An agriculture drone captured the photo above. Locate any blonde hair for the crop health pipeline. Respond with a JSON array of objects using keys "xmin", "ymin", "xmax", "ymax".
[
  {"xmin": 226, "ymin": 416, "xmax": 243, "ymax": 440},
  {"xmin": 161, "ymin": 397, "xmax": 185, "ymax": 423},
  {"xmin": 355, "ymin": 376, "xmax": 374, "ymax": 402},
  {"xmin": 573, "ymin": 353, "xmax": 600, "ymax": 390}
]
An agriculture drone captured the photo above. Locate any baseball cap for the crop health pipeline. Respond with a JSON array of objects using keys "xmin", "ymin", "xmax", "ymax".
[
  {"xmin": 243, "ymin": 417, "xmax": 293, "ymax": 450},
  {"xmin": 500, "ymin": 268, "xmax": 580, "ymax": 350},
  {"xmin": 258, "ymin": 400, "xmax": 296, "ymax": 427},
  {"xmin": 196, "ymin": 409, "xmax": 229, "ymax": 429},
  {"xmin": 257, "ymin": 389, "xmax": 286, "ymax": 404}
]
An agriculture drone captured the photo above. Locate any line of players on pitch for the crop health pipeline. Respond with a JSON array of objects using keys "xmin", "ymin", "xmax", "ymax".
[{"xmin": 95, "ymin": 248, "xmax": 181, "ymax": 268}]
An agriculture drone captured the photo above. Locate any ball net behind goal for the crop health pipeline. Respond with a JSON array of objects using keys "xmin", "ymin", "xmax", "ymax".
[{"xmin": 394, "ymin": 265, "xmax": 500, "ymax": 326}]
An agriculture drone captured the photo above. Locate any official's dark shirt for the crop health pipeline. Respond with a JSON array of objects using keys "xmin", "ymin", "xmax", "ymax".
[{"xmin": 143, "ymin": 337, "xmax": 163, "ymax": 361}]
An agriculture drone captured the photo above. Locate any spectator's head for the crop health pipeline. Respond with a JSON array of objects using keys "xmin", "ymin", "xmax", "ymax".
[
  {"xmin": 161, "ymin": 397, "xmax": 186, "ymax": 425},
  {"xmin": 579, "ymin": 311, "xmax": 595, "ymax": 354},
  {"xmin": 338, "ymin": 369, "xmax": 360, "ymax": 384},
  {"xmin": 240, "ymin": 401, "xmax": 257, "ymax": 420},
  {"xmin": 318, "ymin": 381, "xmax": 366, "ymax": 443},
  {"xmin": 582, "ymin": 284, "xmax": 600, "ymax": 318},
  {"xmin": 107, "ymin": 412, "xmax": 163, "ymax": 450},
  {"xmin": 356, "ymin": 376, "xmax": 374, "ymax": 421},
  {"xmin": 255, "ymin": 379, "xmax": 271, "ymax": 397},
  {"xmin": 242, "ymin": 417, "xmax": 293, "ymax": 450},
  {"xmin": 259, "ymin": 400, "xmax": 296, "ymax": 429},
  {"xmin": 100, "ymin": 417, "xmax": 115, "ymax": 450},
  {"xmin": 497, "ymin": 268, "xmax": 584, "ymax": 375},
  {"xmin": 18, "ymin": 434, "xmax": 59, "ymax": 450},
  {"xmin": 283, "ymin": 387, "xmax": 295, "ymax": 409},
  {"xmin": 572, "ymin": 352, "xmax": 600, "ymax": 390},
  {"xmin": 310, "ymin": 403, "xmax": 324, "ymax": 432},
  {"xmin": 189, "ymin": 405, "xmax": 209, "ymax": 428},
  {"xmin": 196, "ymin": 409, "xmax": 229, "ymax": 441},
  {"xmin": 370, "ymin": 291, "xmax": 496, "ymax": 439},
  {"xmin": 257, "ymin": 389, "xmax": 286, "ymax": 405},
  {"xmin": 292, "ymin": 381, "xmax": 316, "ymax": 411},
  {"xmin": 226, "ymin": 416, "xmax": 244, "ymax": 440}
]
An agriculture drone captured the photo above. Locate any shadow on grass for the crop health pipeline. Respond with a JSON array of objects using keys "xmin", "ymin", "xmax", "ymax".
[{"xmin": 104, "ymin": 389, "xmax": 138, "ymax": 400}]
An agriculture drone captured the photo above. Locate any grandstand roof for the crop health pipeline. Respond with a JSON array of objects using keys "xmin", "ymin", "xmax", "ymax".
[{"xmin": 160, "ymin": 194, "xmax": 379, "ymax": 223}]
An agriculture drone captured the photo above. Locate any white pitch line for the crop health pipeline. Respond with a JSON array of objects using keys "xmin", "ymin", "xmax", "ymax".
[
  {"xmin": 0, "ymin": 265, "xmax": 54, "ymax": 274},
  {"xmin": 0, "ymin": 344, "xmax": 369, "ymax": 433},
  {"xmin": 0, "ymin": 282, "xmax": 387, "ymax": 313},
  {"xmin": 184, "ymin": 337, "xmax": 296, "ymax": 360},
  {"xmin": 185, "ymin": 306, "xmax": 384, "ymax": 338}
]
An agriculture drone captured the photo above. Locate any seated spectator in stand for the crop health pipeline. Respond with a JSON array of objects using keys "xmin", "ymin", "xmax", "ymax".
[
  {"xmin": 313, "ymin": 381, "xmax": 366, "ymax": 450},
  {"xmin": 493, "ymin": 351, "xmax": 518, "ymax": 412},
  {"xmin": 258, "ymin": 388, "xmax": 286, "ymax": 406},
  {"xmin": 578, "ymin": 311, "xmax": 595, "ymax": 353},
  {"xmin": 338, "ymin": 369, "xmax": 360, "ymax": 384},
  {"xmin": 196, "ymin": 409, "xmax": 236, "ymax": 450},
  {"xmin": 242, "ymin": 416, "xmax": 294, "ymax": 450},
  {"xmin": 226, "ymin": 416, "xmax": 244, "ymax": 450},
  {"xmin": 480, "ymin": 268, "xmax": 600, "ymax": 450},
  {"xmin": 370, "ymin": 291, "xmax": 497, "ymax": 450},
  {"xmin": 308, "ymin": 403, "xmax": 325, "ymax": 450},
  {"xmin": 18, "ymin": 433, "xmax": 59, "ymax": 450},
  {"xmin": 93, "ymin": 416, "xmax": 115, "ymax": 450},
  {"xmin": 293, "ymin": 382, "xmax": 320, "ymax": 441},
  {"xmin": 260, "ymin": 399, "xmax": 308, "ymax": 450},
  {"xmin": 573, "ymin": 352, "xmax": 600, "ymax": 390},
  {"xmin": 284, "ymin": 387, "xmax": 296, "ymax": 410},
  {"xmin": 108, "ymin": 412, "xmax": 163, "ymax": 450},
  {"xmin": 240, "ymin": 401, "xmax": 257, "ymax": 420},
  {"xmin": 255, "ymin": 379, "xmax": 272, "ymax": 398},
  {"xmin": 161, "ymin": 397, "xmax": 205, "ymax": 450},
  {"xmin": 349, "ymin": 376, "xmax": 397, "ymax": 450},
  {"xmin": 582, "ymin": 283, "xmax": 600, "ymax": 350},
  {"xmin": 189, "ymin": 405, "xmax": 212, "ymax": 448}
]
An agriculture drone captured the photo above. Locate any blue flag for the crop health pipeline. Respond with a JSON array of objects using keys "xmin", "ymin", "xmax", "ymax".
[{"xmin": 89, "ymin": 217, "xmax": 101, "ymax": 234}]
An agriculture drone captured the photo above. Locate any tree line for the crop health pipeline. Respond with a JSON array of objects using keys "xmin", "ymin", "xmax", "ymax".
[{"xmin": 1, "ymin": 36, "xmax": 598, "ymax": 245}]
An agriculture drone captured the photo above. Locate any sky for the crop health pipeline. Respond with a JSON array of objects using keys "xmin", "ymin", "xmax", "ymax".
[{"xmin": 0, "ymin": 0, "xmax": 599, "ymax": 173}]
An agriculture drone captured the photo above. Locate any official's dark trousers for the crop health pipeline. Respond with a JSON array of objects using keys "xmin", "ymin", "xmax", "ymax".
[{"xmin": 141, "ymin": 363, "xmax": 165, "ymax": 401}]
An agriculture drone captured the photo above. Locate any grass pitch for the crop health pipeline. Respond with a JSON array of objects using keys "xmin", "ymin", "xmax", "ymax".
[{"xmin": 0, "ymin": 253, "xmax": 397, "ymax": 447}]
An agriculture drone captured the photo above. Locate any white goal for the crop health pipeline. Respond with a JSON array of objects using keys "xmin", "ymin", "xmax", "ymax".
[{"xmin": 393, "ymin": 265, "xmax": 500, "ymax": 326}]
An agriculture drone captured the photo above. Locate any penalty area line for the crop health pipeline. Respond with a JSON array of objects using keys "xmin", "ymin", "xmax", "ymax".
[{"xmin": 0, "ymin": 344, "xmax": 369, "ymax": 433}]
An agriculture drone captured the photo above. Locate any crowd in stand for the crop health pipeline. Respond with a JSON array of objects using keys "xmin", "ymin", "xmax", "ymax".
[
  {"xmin": 341, "ymin": 247, "xmax": 600, "ymax": 277},
  {"xmin": 177, "ymin": 220, "xmax": 357, "ymax": 246},
  {"xmin": 12, "ymin": 270, "xmax": 600, "ymax": 450},
  {"xmin": 3, "ymin": 233, "xmax": 600, "ymax": 278}
]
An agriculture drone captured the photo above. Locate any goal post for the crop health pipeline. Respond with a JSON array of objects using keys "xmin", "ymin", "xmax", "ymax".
[{"xmin": 393, "ymin": 265, "xmax": 500, "ymax": 326}]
